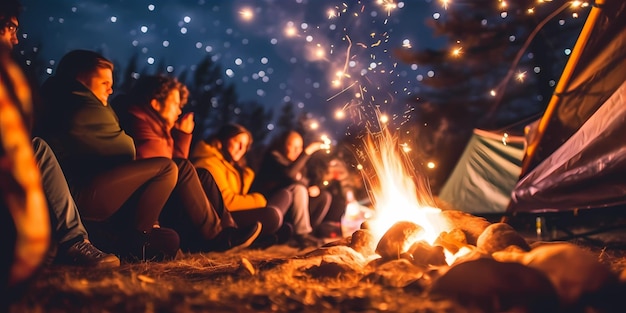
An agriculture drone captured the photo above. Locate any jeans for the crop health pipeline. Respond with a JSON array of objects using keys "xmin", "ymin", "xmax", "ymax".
[{"xmin": 32, "ymin": 137, "xmax": 87, "ymax": 248}]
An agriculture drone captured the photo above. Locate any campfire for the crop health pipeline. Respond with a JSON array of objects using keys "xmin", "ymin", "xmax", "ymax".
[
  {"xmin": 357, "ymin": 128, "xmax": 476, "ymax": 265},
  {"xmin": 304, "ymin": 128, "xmax": 624, "ymax": 312}
]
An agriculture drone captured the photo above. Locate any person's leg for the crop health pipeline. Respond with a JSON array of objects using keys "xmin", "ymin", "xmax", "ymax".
[
  {"xmin": 159, "ymin": 159, "xmax": 222, "ymax": 252},
  {"xmin": 75, "ymin": 157, "xmax": 177, "ymax": 232},
  {"xmin": 288, "ymin": 184, "xmax": 313, "ymax": 235},
  {"xmin": 32, "ymin": 137, "xmax": 86, "ymax": 247},
  {"xmin": 308, "ymin": 190, "xmax": 331, "ymax": 229},
  {"xmin": 195, "ymin": 165, "xmax": 236, "ymax": 229},
  {"xmin": 231, "ymin": 207, "xmax": 282, "ymax": 235},
  {"xmin": 32, "ymin": 137, "xmax": 119, "ymax": 267},
  {"xmin": 160, "ymin": 159, "xmax": 261, "ymax": 252}
]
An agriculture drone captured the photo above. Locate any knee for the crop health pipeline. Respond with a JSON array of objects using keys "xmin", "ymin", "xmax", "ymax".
[
  {"xmin": 262, "ymin": 206, "xmax": 283, "ymax": 234},
  {"xmin": 174, "ymin": 158, "xmax": 195, "ymax": 179}
]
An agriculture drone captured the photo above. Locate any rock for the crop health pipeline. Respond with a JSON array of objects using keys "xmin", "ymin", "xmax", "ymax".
[
  {"xmin": 476, "ymin": 222, "xmax": 530, "ymax": 254},
  {"xmin": 430, "ymin": 258, "xmax": 559, "ymax": 313},
  {"xmin": 305, "ymin": 260, "xmax": 357, "ymax": 279},
  {"xmin": 408, "ymin": 240, "xmax": 446, "ymax": 267},
  {"xmin": 375, "ymin": 221, "xmax": 424, "ymax": 260},
  {"xmin": 521, "ymin": 242, "xmax": 619, "ymax": 308},
  {"xmin": 361, "ymin": 259, "xmax": 424, "ymax": 288},
  {"xmin": 433, "ymin": 228, "xmax": 467, "ymax": 254},
  {"xmin": 322, "ymin": 236, "xmax": 352, "ymax": 248},
  {"xmin": 349, "ymin": 229, "xmax": 376, "ymax": 257},
  {"xmin": 440, "ymin": 210, "xmax": 491, "ymax": 245}
]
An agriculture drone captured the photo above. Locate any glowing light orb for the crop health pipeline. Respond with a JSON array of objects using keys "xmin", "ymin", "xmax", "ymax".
[{"xmin": 239, "ymin": 8, "xmax": 254, "ymax": 21}]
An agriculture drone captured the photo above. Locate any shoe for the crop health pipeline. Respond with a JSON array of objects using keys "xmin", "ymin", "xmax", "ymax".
[
  {"xmin": 207, "ymin": 221, "xmax": 262, "ymax": 252},
  {"xmin": 288, "ymin": 233, "xmax": 323, "ymax": 250},
  {"xmin": 58, "ymin": 240, "xmax": 120, "ymax": 268},
  {"xmin": 144, "ymin": 227, "xmax": 180, "ymax": 261},
  {"xmin": 275, "ymin": 223, "xmax": 293, "ymax": 244},
  {"xmin": 248, "ymin": 234, "xmax": 278, "ymax": 250}
]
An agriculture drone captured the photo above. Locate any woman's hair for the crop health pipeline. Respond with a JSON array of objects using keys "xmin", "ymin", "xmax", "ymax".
[
  {"xmin": 130, "ymin": 75, "xmax": 188, "ymax": 109},
  {"xmin": 268, "ymin": 129, "xmax": 301, "ymax": 156},
  {"xmin": 205, "ymin": 123, "xmax": 252, "ymax": 167},
  {"xmin": 55, "ymin": 50, "xmax": 114, "ymax": 80}
]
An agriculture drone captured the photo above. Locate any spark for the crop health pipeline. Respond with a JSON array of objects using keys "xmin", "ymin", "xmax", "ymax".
[
  {"xmin": 451, "ymin": 47, "xmax": 462, "ymax": 57},
  {"xmin": 440, "ymin": 0, "xmax": 450, "ymax": 10},
  {"xmin": 327, "ymin": 8, "xmax": 337, "ymax": 19},
  {"xmin": 284, "ymin": 23, "xmax": 297, "ymax": 37},
  {"xmin": 516, "ymin": 71, "xmax": 527, "ymax": 82},
  {"xmin": 335, "ymin": 109, "xmax": 346, "ymax": 119},
  {"xmin": 239, "ymin": 7, "xmax": 254, "ymax": 21}
]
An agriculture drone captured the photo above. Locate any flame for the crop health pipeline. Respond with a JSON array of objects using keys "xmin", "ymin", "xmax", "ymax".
[{"xmin": 361, "ymin": 128, "xmax": 450, "ymax": 246}]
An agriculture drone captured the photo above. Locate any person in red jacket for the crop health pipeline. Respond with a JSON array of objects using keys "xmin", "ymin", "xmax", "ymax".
[{"xmin": 115, "ymin": 75, "xmax": 261, "ymax": 252}]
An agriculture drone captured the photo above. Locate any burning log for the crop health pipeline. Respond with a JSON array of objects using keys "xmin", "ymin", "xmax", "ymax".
[
  {"xmin": 440, "ymin": 210, "xmax": 491, "ymax": 245},
  {"xmin": 430, "ymin": 258, "xmax": 559, "ymax": 312},
  {"xmin": 476, "ymin": 222, "xmax": 531, "ymax": 254},
  {"xmin": 375, "ymin": 221, "xmax": 424, "ymax": 260}
]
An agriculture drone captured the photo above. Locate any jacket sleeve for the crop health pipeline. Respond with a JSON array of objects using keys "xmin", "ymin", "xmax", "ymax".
[
  {"xmin": 128, "ymin": 116, "xmax": 172, "ymax": 159},
  {"xmin": 171, "ymin": 128, "xmax": 192, "ymax": 159},
  {"xmin": 68, "ymin": 98, "xmax": 135, "ymax": 160}
]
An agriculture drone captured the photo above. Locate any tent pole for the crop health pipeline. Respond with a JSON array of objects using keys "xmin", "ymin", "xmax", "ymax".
[{"xmin": 520, "ymin": 0, "xmax": 606, "ymax": 176}]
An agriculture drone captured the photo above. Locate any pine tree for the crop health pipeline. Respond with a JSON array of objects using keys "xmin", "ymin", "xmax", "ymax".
[{"xmin": 393, "ymin": 0, "xmax": 587, "ymax": 192}]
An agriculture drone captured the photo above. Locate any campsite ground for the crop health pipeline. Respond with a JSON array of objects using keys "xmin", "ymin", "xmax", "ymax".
[{"xmin": 8, "ymin": 212, "xmax": 626, "ymax": 313}]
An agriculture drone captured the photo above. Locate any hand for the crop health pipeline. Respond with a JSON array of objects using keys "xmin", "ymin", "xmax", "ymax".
[
  {"xmin": 304, "ymin": 141, "xmax": 323, "ymax": 155},
  {"xmin": 308, "ymin": 185, "xmax": 321, "ymax": 197},
  {"xmin": 175, "ymin": 112, "xmax": 195, "ymax": 134}
]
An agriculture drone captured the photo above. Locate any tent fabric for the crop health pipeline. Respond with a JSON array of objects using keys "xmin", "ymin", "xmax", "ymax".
[
  {"xmin": 439, "ymin": 129, "xmax": 525, "ymax": 214},
  {"xmin": 524, "ymin": 0, "xmax": 626, "ymax": 172},
  {"xmin": 508, "ymin": 1, "xmax": 626, "ymax": 213},
  {"xmin": 509, "ymin": 80, "xmax": 626, "ymax": 213}
]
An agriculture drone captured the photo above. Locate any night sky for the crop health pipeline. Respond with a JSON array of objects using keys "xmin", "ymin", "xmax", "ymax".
[{"xmin": 17, "ymin": 0, "xmax": 444, "ymax": 136}]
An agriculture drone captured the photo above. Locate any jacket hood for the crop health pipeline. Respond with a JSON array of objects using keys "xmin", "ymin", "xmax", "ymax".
[{"xmin": 191, "ymin": 139, "xmax": 223, "ymax": 161}]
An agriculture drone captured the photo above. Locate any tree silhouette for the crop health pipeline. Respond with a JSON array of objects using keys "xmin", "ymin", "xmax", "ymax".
[{"xmin": 392, "ymin": 0, "xmax": 587, "ymax": 192}]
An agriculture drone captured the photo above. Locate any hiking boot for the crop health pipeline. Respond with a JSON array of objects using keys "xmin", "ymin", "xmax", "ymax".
[
  {"xmin": 58, "ymin": 240, "xmax": 120, "ymax": 268},
  {"xmin": 288, "ymin": 233, "xmax": 323, "ymax": 250},
  {"xmin": 206, "ymin": 221, "xmax": 262, "ymax": 252}
]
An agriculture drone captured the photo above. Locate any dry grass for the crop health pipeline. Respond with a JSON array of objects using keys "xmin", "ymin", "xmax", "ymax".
[{"xmin": 8, "ymin": 215, "xmax": 626, "ymax": 313}]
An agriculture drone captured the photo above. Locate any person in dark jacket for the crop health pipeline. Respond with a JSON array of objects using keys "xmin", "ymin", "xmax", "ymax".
[
  {"xmin": 115, "ymin": 75, "xmax": 261, "ymax": 252},
  {"xmin": 252, "ymin": 130, "xmax": 329, "ymax": 248},
  {"xmin": 1, "ymin": 1, "xmax": 119, "ymax": 270},
  {"xmin": 35, "ymin": 50, "xmax": 180, "ymax": 261}
]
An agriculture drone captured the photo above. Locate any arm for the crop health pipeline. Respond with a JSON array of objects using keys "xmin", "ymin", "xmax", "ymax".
[
  {"xmin": 202, "ymin": 159, "xmax": 267, "ymax": 211},
  {"xmin": 171, "ymin": 128, "xmax": 192, "ymax": 159}
]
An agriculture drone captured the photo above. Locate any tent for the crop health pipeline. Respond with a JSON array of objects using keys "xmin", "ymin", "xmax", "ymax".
[
  {"xmin": 439, "ymin": 129, "xmax": 525, "ymax": 214},
  {"xmin": 439, "ymin": 0, "xmax": 626, "ymax": 216}
]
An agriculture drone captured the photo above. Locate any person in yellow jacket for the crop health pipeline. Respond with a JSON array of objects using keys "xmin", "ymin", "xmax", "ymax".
[{"xmin": 190, "ymin": 124, "xmax": 292, "ymax": 248}]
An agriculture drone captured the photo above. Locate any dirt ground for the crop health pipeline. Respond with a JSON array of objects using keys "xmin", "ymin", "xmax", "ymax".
[{"xmin": 7, "ymin": 214, "xmax": 626, "ymax": 313}]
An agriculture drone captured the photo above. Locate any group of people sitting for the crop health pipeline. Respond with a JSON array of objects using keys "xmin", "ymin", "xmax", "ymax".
[{"xmin": 1, "ymin": 0, "xmax": 344, "ymax": 301}]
